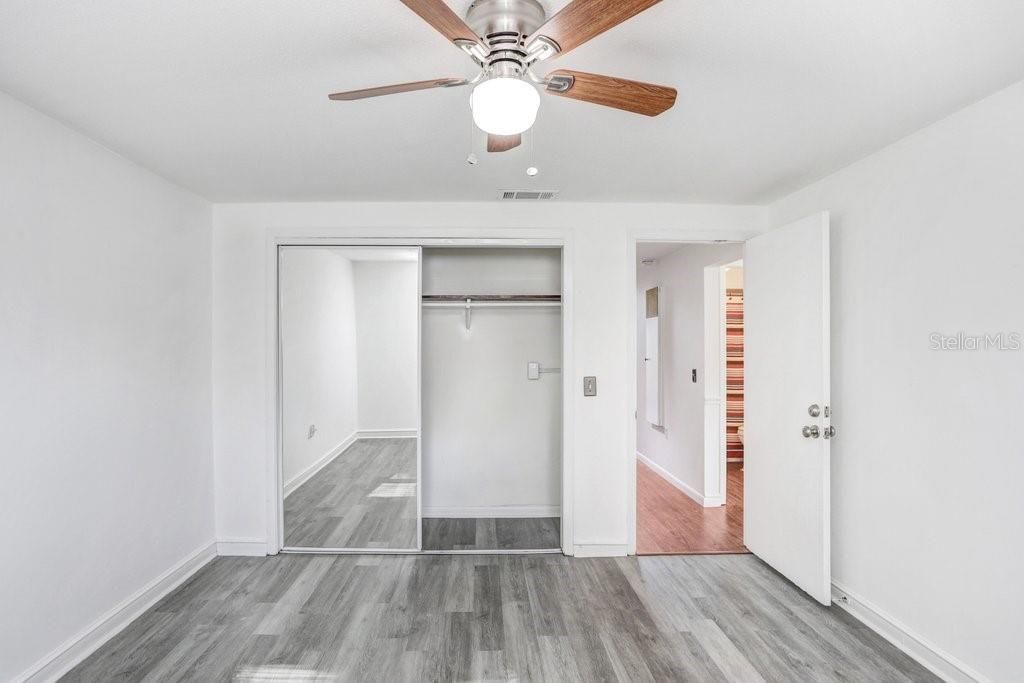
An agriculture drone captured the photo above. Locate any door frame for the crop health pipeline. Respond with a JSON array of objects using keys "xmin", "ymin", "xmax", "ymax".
[
  {"xmin": 266, "ymin": 235, "xmax": 573, "ymax": 556},
  {"xmin": 705, "ymin": 259, "xmax": 744, "ymax": 508},
  {"xmin": 626, "ymin": 236, "xmax": 751, "ymax": 555}
]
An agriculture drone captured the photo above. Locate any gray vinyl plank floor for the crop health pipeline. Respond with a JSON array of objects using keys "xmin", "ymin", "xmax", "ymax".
[
  {"xmin": 423, "ymin": 517, "xmax": 561, "ymax": 551},
  {"xmin": 284, "ymin": 438, "xmax": 418, "ymax": 549},
  {"xmin": 63, "ymin": 554, "xmax": 939, "ymax": 682}
]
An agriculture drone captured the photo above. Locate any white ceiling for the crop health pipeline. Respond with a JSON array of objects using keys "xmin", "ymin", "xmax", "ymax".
[{"xmin": 2, "ymin": 1, "xmax": 1024, "ymax": 203}]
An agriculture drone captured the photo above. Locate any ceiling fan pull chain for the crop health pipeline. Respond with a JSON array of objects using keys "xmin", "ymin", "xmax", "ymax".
[
  {"xmin": 467, "ymin": 112, "xmax": 479, "ymax": 166},
  {"xmin": 527, "ymin": 124, "xmax": 539, "ymax": 177}
]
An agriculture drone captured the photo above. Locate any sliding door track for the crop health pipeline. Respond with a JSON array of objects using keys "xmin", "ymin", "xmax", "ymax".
[{"xmin": 279, "ymin": 547, "xmax": 563, "ymax": 556}]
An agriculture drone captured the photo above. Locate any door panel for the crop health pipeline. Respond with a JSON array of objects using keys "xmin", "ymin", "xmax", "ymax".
[
  {"xmin": 744, "ymin": 212, "xmax": 831, "ymax": 604},
  {"xmin": 279, "ymin": 246, "xmax": 422, "ymax": 551}
]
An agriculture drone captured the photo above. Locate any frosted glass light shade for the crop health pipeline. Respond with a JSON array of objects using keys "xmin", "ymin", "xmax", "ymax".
[{"xmin": 470, "ymin": 78, "xmax": 540, "ymax": 135}]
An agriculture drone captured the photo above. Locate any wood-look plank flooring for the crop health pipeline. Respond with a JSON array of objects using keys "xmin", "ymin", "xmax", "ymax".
[
  {"xmin": 285, "ymin": 438, "xmax": 417, "ymax": 549},
  {"xmin": 637, "ymin": 461, "xmax": 746, "ymax": 555},
  {"xmin": 64, "ymin": 554, "xmax": 938, "ymax": 682},
  {"xmin": 423, "ymin": 518, "xmax": 561, "ymax": 551}
]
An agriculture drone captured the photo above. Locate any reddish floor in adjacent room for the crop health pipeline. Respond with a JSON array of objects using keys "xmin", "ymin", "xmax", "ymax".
[{"xmin": 637, "ymin": 460, "xmax": 748, "ymax": 555}]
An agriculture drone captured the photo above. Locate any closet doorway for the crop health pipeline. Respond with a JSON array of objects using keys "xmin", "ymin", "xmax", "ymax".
[
  {"xmin": 274, "ymin": 242, "xmax": 566, "ymax": 555},
  {"xmin": 420, "ymin": 247, "xmax": 563, "ymax": 552}
]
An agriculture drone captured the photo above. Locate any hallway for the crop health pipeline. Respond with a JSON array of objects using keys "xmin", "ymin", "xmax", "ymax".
[{"xmin": 637, "ymin": 461, "xmax": 746, "ymax": 555}]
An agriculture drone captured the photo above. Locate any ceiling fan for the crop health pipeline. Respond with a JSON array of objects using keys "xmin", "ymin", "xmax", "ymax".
[{"xmin": 328, "ymin": 0, "xmax": 677, "ymax": 153}]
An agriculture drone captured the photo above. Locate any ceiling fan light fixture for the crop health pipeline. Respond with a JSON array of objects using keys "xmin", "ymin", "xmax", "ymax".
[{"xmin": 470, "ymin": 77, "xmax": 540, "ymax": 136}]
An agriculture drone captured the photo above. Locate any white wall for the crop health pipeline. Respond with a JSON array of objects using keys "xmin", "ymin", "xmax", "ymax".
[
  {"xmin": 279, "ymin": 248, "xmax": 358, "ymax": 486},
  {"xmin": 210, "ymin": 204, "xmax": 765, "ymax": 554},
  {"xmin": 422, "ymin": 247, "xmax": 563, "ymax": 295},
  {"xmin": 353, "ymin": 260, "xmax": 419, "ymax": 432},
  {"xmin": 421, "ymin": 248, "xmax": 561, "ymax": 516},
  {"xmin": 770, "ymin": 79, "xmax": 1024, "ymax": 683},
  {"xmin": 0, "ymin": 92, "xmax": 214, "ymax": 681},
  {"xmin": 636, "ymin": 244, "xmax": 742, "ymax": 498}
]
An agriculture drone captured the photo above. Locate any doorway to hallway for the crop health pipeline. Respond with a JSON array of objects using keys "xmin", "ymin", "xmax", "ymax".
[{"xmin": 634, "ymin": 243, "xmax": 748, "ymax": 555}]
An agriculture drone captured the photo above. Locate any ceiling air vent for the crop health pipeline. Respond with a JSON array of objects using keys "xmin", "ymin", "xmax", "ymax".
[{"xmin": 498, "ymin": 190, "xmax": 559, "ymax": 200}]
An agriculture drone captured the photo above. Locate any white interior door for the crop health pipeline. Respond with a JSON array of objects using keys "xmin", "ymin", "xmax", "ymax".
[{"xmin": 744, "ymin": 212, "xmax": 832, "ymax": 604}]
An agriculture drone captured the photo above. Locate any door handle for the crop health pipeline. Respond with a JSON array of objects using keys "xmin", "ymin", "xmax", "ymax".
[
  {"xmin": 801, "ymin": 425, "xmax": 820, "ymax": 439},
  {"xmin": 823, "ymin": 426, "xmax": 836, "ymax": 439}
]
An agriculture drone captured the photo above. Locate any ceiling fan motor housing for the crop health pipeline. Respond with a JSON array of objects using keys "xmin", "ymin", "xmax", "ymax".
[{"xmin": 466, "ymin": 0, "xmax": 547, "ymax": 77}]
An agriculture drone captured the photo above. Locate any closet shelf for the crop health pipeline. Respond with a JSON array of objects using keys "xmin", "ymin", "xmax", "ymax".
[{"xmin": 422, "ymin": 294, "xmax": 561, "ymax": 303}]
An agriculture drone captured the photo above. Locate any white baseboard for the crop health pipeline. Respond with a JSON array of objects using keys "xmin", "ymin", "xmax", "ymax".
[
  {"xmin": 216, "ymin": 538, "xmax": 268, "ymax": 557},
  {"xmin": 636, "ymin": 451, "xmax": 717, "ymax": 508},
  {"xmin": 422, "ymin": 505, "xmax": 560, "ymax": 519},
  {"xmin": 357, "ymin": 428, "xmax": 418, "ymax": 439},
  {"xmin": 831, "ymin": 582, "xmax": 987, "ymax": 683},
  {"xmin": 283, "ymin": 431, "xmax": 357, "ymax": 498},
  {"xmin": 573, "ymin": 544, "xmax": 628, "ymax": 558},
  {"xmin": 17, "ymin": 541, "xmax": 217, "ymax": 683}
]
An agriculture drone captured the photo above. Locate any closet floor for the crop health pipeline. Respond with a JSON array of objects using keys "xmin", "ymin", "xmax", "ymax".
[
  {"xmin": 637, "ymin": 461, "xmax": 747, "ymax": 555},
  {"xmin": 284, "ymin": 438, "xmax": 418, "ymax": 549},
  {"xmin": 422, "ymin": 517, "xmax": 561, "ymax": 551}
]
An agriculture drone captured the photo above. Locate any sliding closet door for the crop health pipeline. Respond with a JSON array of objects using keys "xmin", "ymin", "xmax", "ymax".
[{"xmin": 279, "ymin": 246, "xmax": 421, "ymax": 551}]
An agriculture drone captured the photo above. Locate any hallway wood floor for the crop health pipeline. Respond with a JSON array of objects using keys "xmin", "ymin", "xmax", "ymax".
[
  {"xmin": 284, "ymin": 438, "xmax": 418, "ymax": 549},
  {"xmin": 637, "ymin": 461, "xmax": 746, "ymax": 555},
  {"xmin": 63, "ymin": 553, "xmax": 937, "ymax": 682}
]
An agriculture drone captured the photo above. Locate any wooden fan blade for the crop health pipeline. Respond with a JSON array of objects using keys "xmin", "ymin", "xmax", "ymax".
[
  {"xmin": 328, "ymin": 77, "xmax": 466, "ymax": 101},
  {"xmin": 487, "ymin": 134, "xmax": 522, "ymax": 153},
  {"xmin": 399, "ymin": 0, "xmax": 483, "ymax": 47},
  {"xmin": 544, "ymin": 70, "xmax": 676, "ymax": 116},
  {"xmin": 527, "ymin": 0, "xmax": 662, "ymax": 59}
]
